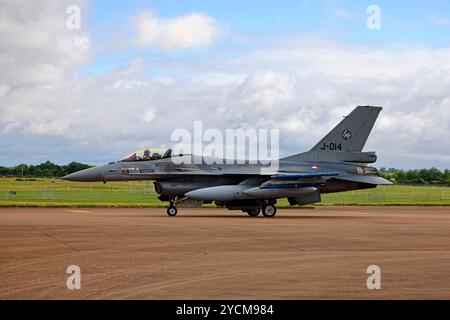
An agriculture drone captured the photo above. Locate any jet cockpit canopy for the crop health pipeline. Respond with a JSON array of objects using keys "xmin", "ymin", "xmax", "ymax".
[{"xmin": 119, "ymin": 148, "xmax": 172, "ymax": 162}]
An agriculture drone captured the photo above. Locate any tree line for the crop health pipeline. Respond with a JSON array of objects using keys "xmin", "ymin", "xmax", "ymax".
[
  {"xmin": 378, "ymin": 167, "xmax": 449, "ymax": 186},
  {"xmin": 0, "ymin": 162, "xmax": 448, "ymax": 186},
  {"xmin": 0, "ymin": 161, "xmax": 92, "ymax": 178}
]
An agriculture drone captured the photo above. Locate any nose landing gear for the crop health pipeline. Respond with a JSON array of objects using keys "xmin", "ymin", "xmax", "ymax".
[
  {"xmin": 167, "ymin": 205, "xmax": 177, "ymax": 216},
  {"xmin": 167, "ymin": 200, "xmax": 178, "ymax": 216}
]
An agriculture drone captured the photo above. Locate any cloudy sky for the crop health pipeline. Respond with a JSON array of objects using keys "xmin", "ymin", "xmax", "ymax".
[{"xmin": 1, "ymin": 0, "xmax": 449, "ymax": 169}]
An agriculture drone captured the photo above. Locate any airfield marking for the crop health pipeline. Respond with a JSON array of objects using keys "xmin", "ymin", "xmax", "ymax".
[
  {"xmin": 342, "ymin": 211, "xmax": 370, "ymax": 215},
  {"xmin": 63, "ymin": 209, "xmax": 91, "ymax": 214}
]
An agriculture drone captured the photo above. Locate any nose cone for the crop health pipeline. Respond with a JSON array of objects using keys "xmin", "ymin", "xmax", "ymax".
[{"xmin": 63, "ymin": 167, "xmax": 103, "ymax": 182}]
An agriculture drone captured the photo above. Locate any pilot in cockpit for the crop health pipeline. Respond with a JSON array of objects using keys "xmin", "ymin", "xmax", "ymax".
[{"xmin": 143, "ymin": 149, "xmax": 151, "ymax": 160}]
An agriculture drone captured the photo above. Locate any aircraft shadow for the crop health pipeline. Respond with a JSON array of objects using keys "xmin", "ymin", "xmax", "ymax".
[{"xmin": 165, "ymin": 214, "xmax": 365, "ymax": 220}]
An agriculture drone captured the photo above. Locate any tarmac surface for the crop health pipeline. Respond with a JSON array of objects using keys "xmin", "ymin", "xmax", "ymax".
[{"xmin": 0, "ymin": 206, "xmax": 449, "ymax": 299}]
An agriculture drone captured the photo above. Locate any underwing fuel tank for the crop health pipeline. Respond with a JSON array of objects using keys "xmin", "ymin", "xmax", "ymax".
[
  {"xmin": 243, "ymin": 186, "xmax": 317, "ymax": 198},
  {"xmin": 185, "ymin": 185, "xmax": 251, "ymax": 201},
  {"xmin": 185, "ymin": 185, "xmax": 318, "ymax": 201}
]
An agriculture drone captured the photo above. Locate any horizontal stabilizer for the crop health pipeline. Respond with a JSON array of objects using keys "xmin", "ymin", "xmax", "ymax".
[
  {"xmin": 282, "ymin": 150, "xmax": 377, "ymax": 163},
  {"xmin": 334, "ymin": 175, "xmax": 392, "ymax": 185},
  {"xmin": 272, "ymin": 172, "xmax": 339, "ymax": 179}
]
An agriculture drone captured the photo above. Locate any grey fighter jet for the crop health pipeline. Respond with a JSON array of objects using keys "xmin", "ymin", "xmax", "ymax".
[{"xmin": 63, "ymin": 106, "xmax": 392, "ymax": 217}]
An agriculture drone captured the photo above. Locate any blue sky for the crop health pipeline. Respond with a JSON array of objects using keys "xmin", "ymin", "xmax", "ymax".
[
  {"xmin": 1, "ymin": 0, "xmax": 450, "ymax": 169},
  {"xmin": 89, "ymin": 0, "xmax": 450, "ymax": 46},
  {"xmin": 79, "ymin": 0, "xmax": 450, "ymax": 77},
  {"xmin": 89, "ymin": 0, "xmax": 450, "ymax": 37}
]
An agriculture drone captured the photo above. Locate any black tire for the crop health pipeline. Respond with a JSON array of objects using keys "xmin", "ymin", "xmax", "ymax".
[
  {"xmin": 246, "ymin": 209, "xmax": 260, "ymax": 217},
  {"xmin": 262, "ymin": 205, "xmax": 277, "ymax": 217},
  {"xmin": 167, "ymin": 206, "xmax": 177, "ymax": 216}
]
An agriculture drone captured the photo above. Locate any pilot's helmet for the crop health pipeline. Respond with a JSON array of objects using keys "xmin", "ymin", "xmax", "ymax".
[{"xmin": 143, "ymin": 149, "xmax": 151, "ymax": 159}]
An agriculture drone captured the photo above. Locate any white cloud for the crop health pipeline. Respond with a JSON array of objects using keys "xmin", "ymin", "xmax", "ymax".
[
  {"xmin": 333, "ymin": 9, "xmax": 362, "ymax": 21},
  {"xmin": 233, "ymin": 70, "xmax": 297, "ymax": 108},
  {"xmin": 0, "ymin": 0, "xmax": 90, "ymax": 88},
  {"xmin": 429, "ymin": 16, "xmax": 450, "ymax": 26},
  {"xmin": 143, "ymin": 110, "xmax": 155, "ymax": 123},
  {"xmin": 0, "ymin": 2, "xmax": 449, "ymax": 169},
  {"xmin": 133, "ymin": 11, "xmax": 220, "ymax": 51}
]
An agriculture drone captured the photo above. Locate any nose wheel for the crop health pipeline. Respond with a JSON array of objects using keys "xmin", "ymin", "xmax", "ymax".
[{"xmin": 167, "ymin": 203, "xmax": 177, "ymax": 216}]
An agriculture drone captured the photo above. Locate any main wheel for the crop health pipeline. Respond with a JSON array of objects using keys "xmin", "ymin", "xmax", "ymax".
[
  {"xmin": 245, "ymin": 209, "xmax": 260, "ymax": 217},
  {"xmin": 167, "ymin": 206, "xmax": 177, "ymax": 216},
  {"xmin": 262, "ymin": 205, "xmax": 277, "ymax": 217}
]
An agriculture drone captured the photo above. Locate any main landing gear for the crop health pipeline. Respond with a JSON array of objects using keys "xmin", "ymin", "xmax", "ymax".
[
  {"xmin": 242, "ymin": 204, "xmax": 277, "ymax": 218},
  {"xmin": 262, "ymin": 204, "xmax": 277, "ymax": 218},
  {"xmin": 244, "ymin": 209, "xmax": 260, "ymax": 217}
]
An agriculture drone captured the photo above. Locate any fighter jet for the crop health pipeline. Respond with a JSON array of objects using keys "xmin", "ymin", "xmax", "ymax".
[{"xmin": 63, "ymin": 106, "xmax": 392, "ymax": 217}]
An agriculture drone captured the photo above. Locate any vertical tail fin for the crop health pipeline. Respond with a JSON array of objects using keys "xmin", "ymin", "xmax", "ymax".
[{"xmin": 310, "ymin": 105, "xmax": 382, "ymax": 152}]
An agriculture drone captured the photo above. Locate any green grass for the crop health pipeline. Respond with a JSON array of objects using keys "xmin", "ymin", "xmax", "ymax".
[
  {"xmin": 0, "ymin": 178, "xmax": 449, "ymax": 207},
  {"xmin": 323, "ymin": 185, "xmax": 450, "ymax": 205},
  {"xmin": 0, "ymin": 178, "xmax": 159, "ymax": 207}
]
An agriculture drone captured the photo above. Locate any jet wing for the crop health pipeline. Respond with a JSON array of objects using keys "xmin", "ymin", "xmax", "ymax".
[
  {"xmin": 333, "ymin": 175, "xmax": 393, "ymax": 185},
  {"xmin": 271, "ymin": 172, "xmax": 339, "ymax": 179}
]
